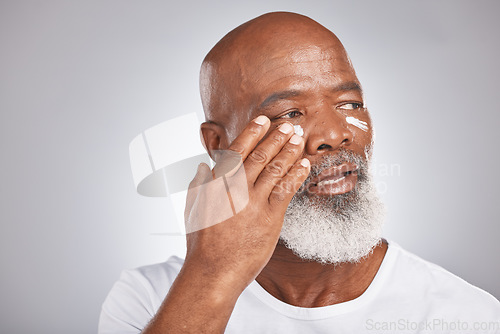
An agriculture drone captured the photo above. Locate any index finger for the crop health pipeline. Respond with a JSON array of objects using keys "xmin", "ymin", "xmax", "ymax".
[{"xmin": 213, "ymin": 115, "xmax": 270, "ymax": 178}]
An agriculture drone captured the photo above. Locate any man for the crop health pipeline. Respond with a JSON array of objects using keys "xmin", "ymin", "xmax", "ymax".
[{"xmin": 99, "ymin": 12, "xmax": 500, "ymax": 333}]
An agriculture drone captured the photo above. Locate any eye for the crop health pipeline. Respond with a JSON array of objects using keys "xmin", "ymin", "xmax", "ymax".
[
  {"xmin": 337, "ymin": 103, "xmax": 363, "ymax": 110},
  {"xmin": 278, "ymin": 110, "xmax": 302, "ymax": 119}
]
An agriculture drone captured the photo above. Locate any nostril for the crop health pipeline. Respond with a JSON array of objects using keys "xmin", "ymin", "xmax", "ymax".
[{"xmin": 317, "ymin": 144, "xmax": 331, "ymax": 150}]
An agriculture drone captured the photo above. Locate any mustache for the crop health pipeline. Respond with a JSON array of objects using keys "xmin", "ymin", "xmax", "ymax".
[
  {"xmin": 308, "ymin": 148, "xmax": 368, "ymax": 179},
  {"xmin": 297, "ymin": 148, "xmax": 369, "ymax": 194}
]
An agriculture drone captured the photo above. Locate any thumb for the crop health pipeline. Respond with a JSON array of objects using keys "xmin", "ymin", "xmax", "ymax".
[{"xmin": 185, "ymin": 163, "xmax": 212, "ymax": 218}]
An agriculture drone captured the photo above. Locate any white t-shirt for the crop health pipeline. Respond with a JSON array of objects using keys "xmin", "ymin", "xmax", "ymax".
[{"xmin": 98, "ymin": 241, "xmax": 500, "ymax": 333}]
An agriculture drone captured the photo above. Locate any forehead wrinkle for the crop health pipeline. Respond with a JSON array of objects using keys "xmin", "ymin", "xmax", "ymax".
[
  {"xmin": 284, "ymin": 45, "xmax": 336, "ymax": 61},
  {"xmin": 251, "ymin": 53, "xmax": 340, "ymax": 81},
  {"xmin": 251, "ymin": 63, "xmax": 352, "ymax": 92},
  {"xmin": 256, "ymin": 72, "xmax": 359, "ymax": 96},
  {"xmin": 256, "ymin": 79, "xmax": 363, "ymax": 113}
]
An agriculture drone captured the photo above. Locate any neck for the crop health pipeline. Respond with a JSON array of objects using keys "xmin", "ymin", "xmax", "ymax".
[{"xmin": 255, "ymin": 239, "xmax": 387, "ymax": 307}]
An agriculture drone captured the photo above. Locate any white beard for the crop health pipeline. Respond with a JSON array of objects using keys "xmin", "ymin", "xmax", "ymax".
[{"xmin": 279, "ymin": 149, "xmax": 385, "ymax": 264}]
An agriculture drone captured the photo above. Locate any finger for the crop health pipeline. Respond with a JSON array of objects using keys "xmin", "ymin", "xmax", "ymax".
[
  {"xmin": 268, "ymin": 158, "xmax": 310, "ymax": 208},
  {"xmin": 244, "ymin": 122, "xmax": 295, "ymax": 183},
  {"xmin": 254, "ymin": 133, "xmax": 305, "ymax": 192},
  {"xmin": 212, "ymin": 115, "xmax": 270, "ymax": 178},
  {"xmin": 189, "ymin": 163, "xmax": 212, "ymax": 189},
  {"xmin": 185, "ymin": 163, "xmax": 212, "ymax": 218}
]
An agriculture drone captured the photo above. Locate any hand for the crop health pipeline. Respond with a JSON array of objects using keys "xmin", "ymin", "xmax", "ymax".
[{"xmin": 183, "ymin": 115, "xmax": 310, "ymax": 292}]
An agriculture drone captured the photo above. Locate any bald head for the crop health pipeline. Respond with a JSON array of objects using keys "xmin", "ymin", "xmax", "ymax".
[
  {"xmin": 199, "ymin": 11, "xmax": 362, "ymax": 155},
  {"xmin": 200, "ymin": 12, "xmax": 354, "ymax": 130}
]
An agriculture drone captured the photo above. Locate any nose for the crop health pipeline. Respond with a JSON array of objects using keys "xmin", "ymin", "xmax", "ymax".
[{"xmin": 304, "ymin": 110, "xmax": 354, "ymax": 155}]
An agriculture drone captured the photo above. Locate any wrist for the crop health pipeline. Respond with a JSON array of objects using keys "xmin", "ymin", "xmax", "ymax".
[{"xmin": 181, "ymin": 256, "xmax": 252, "ymax": 300}]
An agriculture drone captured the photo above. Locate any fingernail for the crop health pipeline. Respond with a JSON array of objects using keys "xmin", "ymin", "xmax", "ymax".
[
  {"xmin": 279, "ymin": 123, "xmax": 293, "ymax": 134},
  {"xmin": 289, "ymin": 134, "xmax": 302, "ymax": 145},
  {"xmin": 253, "ymin": 115, "xmax": 268, "ymax": 125},
  {"xmin": 300, "ymin": 158, "xmax": 310, "ymax": 168}
]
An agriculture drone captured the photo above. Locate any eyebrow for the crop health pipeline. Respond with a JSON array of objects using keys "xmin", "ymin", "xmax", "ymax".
[
  {"xmin": 335, "ymin": 81, "xmax": 363, "ymax": 94},
  {"xmin": 258, "ymin": 81, "xmax": 362, "ymax": 110},
  {"xmin": 258, "ymin": 90, "xmax": 301, "ymax": 110}
]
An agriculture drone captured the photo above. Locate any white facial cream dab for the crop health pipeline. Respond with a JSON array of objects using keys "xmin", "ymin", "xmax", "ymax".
[
  {"xmin": 293, "ymin": 124, "xmax": 304, "ymax": 136},
  {"xmin": 345, "ymin": 116, "xmax": 368, "ymax": 132}
]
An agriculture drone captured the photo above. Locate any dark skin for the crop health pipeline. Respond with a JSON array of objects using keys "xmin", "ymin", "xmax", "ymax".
[{"xmin": 143, "ymin": 12, "xmax": 387, "ymax": 333}]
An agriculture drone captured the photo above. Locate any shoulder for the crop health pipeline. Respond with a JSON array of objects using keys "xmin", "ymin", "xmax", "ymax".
[
  {"xmin": 115, "ymin": 255, "xmax": 184, "ymax": 302},
  {"xmin": 386, "ymin": 241, "xmax": 500, "ymax": 317},
  {"xmin": 98, "ymin": 256, "xmax": 185, "ymax": 333},
  {"xmin": 127, "ymin": 255, "xmax": 185, "ymax": 289}
]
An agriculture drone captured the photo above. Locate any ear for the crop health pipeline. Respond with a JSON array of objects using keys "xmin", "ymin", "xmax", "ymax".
[{"xmin": 200, "ymin": 121, "xmax": 227, "ymax": 162}]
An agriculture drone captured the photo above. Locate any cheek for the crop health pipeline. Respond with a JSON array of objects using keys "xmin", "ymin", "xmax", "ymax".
[
  {"xmin": 342, "ymin": 107, "xmax": 371, "ymax": 131},
  {"xmin": 342, "ymin": 110, "xmax": 375, "ymax": 155},
  {"xmin": 346, "ymin": 116, "xmax": 369, "ymax": 132},
  {"xmin": 353, "ymin": 113, "xmax": 375, "ymax": 158},
  {"xmin": 354, "ymin": 122, "xmax": 374, "ymax": 151}
]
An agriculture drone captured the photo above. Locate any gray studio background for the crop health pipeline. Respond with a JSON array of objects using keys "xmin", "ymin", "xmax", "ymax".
[{"xmin": 1, "ymin": 1, "xmax": 499, "ymax": 333}]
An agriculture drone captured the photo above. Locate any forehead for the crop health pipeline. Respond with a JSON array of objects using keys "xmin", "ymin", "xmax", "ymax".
[
  {"xmin": 252, "ymin": 45, "xmax": 348, "ymax": 81},
  {"xmin": 239, "ymin": 44, "xmax": 360, "ymax": 111}
]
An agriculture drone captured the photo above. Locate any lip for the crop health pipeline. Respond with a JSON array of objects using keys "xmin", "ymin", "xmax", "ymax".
[{"xmin": 307, "ymin": 162, "xmax": 359, "ymax": 196}]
